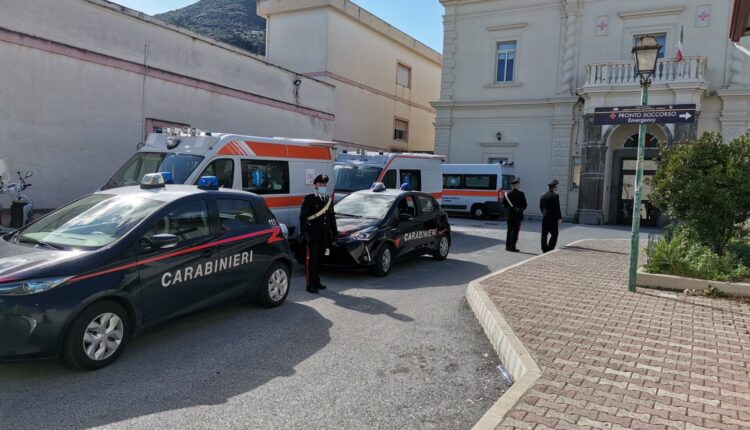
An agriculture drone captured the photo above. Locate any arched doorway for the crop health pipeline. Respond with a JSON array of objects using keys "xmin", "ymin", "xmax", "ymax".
[{"xmin": 603, "ymin": 124, "xmax": 671, "ymax": 226}]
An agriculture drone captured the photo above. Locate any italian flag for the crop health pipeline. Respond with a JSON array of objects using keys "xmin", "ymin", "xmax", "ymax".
[{"xmin": 676, "ymin": 26, "xmax": 684, "ymax": 62}]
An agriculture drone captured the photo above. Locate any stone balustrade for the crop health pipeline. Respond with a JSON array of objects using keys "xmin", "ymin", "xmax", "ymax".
[{"xmin": 584, "ymin": 56, "xmax": 707, "ymax": 86}]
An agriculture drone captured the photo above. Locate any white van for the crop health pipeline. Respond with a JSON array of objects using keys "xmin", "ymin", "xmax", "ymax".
[
  {"xmin": 103, "ymin": 128, "xmax": 336, "ymax": 237},
  {"xmin": 333, "ymin": 151, "xmax": 445, "ymax": 200},
  {"xmin": 441, "ymin": 164, "xmax": 516, "ymax": 219}
]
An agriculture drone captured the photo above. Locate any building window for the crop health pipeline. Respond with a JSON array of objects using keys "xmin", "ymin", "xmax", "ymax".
[
  {"xmin": 633, "ymin": 33, "xmax": 666, "ymax": 59},
  {"xmin": 571, "ymin": 156, "xmax": 581, "ymax": 190},
  {"xmin": 394, "ymin": 119, "xmax": 409, "ymax": 142},
  {"xmin": 624, "ymin": 134, "xmax": 659, "ymax": 148},
  {"xmin": 396, "ymin": 63, "xmax": 411, "ymax": 88},
  {"xmin": 495, "ymin": 41, "xmax": 517, "ymax": 83}
]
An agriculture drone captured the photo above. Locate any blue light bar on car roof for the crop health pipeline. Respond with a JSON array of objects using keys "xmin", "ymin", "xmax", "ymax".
[{"xmin": 197, "ymin": 176, "xmax": 219, "ymax": 190}]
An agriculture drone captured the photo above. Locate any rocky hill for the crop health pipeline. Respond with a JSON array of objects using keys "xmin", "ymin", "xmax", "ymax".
[{"xmin": 156, "ymin": 0, "xmax": 266, "ymax": 55}]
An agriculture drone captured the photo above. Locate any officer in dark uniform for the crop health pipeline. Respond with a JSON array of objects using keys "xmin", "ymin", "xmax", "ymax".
[
  {"xmin": 540, "ymin": 179, "xmax": 563, "ymax": 253},
  {"xmin": 502, "ymin": 178, "xmax": 527, "ymax": 252},
  {"xmin": 299, "ymin": 174, "xmax": 338, "ymax": 293}
]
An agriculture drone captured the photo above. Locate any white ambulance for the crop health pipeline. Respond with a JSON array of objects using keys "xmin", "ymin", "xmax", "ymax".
[
  {"xmin": 441, "ymin": 163, "xmax": 516, "ymax": 219},
  {"xmin": 103, "ymin": 128, "xmax": 336, "ymax": 237},
  {"xmin": 333, "ymin": 151, "xmax": 445, "ymax": 200}
]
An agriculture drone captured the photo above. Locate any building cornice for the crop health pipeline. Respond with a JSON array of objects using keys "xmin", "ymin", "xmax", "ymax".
[
  {"xmin": 618, "ymin": 7, "xmax": 685, "ymax": 20},
  {"xmin": 432, "ymin": 97, "xmax": 577, "ymax": 109},
  {"xmin": 487, "ymin": 23, "xmax": 528, "ymax": 32}
]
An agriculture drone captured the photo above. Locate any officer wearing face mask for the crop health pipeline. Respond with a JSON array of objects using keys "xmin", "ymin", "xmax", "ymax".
[{"xmin": 299, "ymin": 174, "xmax": 338, "ymax": 293}]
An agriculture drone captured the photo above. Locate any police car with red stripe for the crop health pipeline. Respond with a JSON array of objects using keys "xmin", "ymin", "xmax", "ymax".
[
  {"xmin": 327, "ymin": 183, "xmax": 451, "ymax": 276},
  {"xmin": 0, "ymin": 174, "xmax": 292, "ymax": 370}
]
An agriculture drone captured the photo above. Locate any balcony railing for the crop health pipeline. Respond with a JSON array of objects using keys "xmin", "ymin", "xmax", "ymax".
[{"xmin": 584, "ymin": 56, "xmax": 707, "ymax": 87}]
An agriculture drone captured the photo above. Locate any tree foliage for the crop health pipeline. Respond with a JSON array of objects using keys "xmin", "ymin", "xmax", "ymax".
[{"xmin": 650, "ymin": 132, "xmax": 750, "ymax": 252}]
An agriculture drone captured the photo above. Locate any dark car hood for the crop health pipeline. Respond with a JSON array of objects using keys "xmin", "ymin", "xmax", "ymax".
[
  {"xmin": 336, "ymin": 217, "xmax": 381, "ymax": 236},
  {"xmin": 0, "ymin": 238, "xmax": 85, "ymax": 281}
]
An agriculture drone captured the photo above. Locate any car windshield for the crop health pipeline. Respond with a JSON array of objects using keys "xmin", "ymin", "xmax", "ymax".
[
  {"xmin": 335, "ymin": 193, "xmax": 396, "ymax": 219},
  {"xmin": 333, "ymin": 165, "xmax": 383, "ymax": 192},
  {"xmin": 103, "ymin": 152, "xmax": 204, "ymax": 189},
  {"xmin": 15, "ymin": 194, "xmax": 164, "ymax": 250}
]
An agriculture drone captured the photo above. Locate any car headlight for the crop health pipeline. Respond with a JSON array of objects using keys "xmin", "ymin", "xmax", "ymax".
[
  {"xmin": 349, "ymin": 228, "xmax": 376, "ymax": 241},
  {"xmin": 0, "ymin": 276, "xmax": 73, "ymax": 296}
]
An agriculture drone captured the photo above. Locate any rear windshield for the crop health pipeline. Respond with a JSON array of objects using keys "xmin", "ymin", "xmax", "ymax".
[
  {"xmin": 334, "ymin": 165, "xmax": 383, "ymax": 192},
  {"xmin": 103, "ymin": 152, "xmax": 204, "ymax": 189}
]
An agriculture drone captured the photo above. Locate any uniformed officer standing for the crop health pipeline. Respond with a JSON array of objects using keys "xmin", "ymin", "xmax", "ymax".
[
  {"xmin": 299, "ymin": 174, "xmax": 338, "ymax": 293},
  {"xmin": 540, "ymin": 179, "xmax": 563, "ymax": 253},
  {"xmin": 502, "ymin": 178, "xmax": 527, "ymax": 252}
]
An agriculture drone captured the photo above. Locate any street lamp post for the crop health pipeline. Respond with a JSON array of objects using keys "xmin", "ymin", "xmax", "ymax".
[{"xmin": 627, "ymin": 36, "xmax": 661, "ymax": 292}]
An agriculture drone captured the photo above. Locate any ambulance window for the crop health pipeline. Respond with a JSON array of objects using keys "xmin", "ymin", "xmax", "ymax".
[
  {"xmin": 502, "ymin": 175, "xmax": 515, "ymax": 190},
  {"xmin": 400, "ymin": 170, "xmax": 422, "ymax": 191},
  {"xmin": 416, "ymin": 195, "xmax": 436, "ymax": 214},
  {"xmin": 216, "ymin": 199, "xmax": 261, "ymax": 230},
  {"xmin": 142, "ymin": 200, "xmax": 210, "ymax": 246},
  {"xmin": 464, "ymin": 175, "xmax": 496, "ymax": 190},
  {"xmin": 198, "ymin": 159, "xmax": 234, "ymax": 188},
  {"xmin": 241, "ymin": 160, "xmax": 289, "ymax": 195},
  {"xmin": 443, "ymin": 174, "xmax": 462, "ymax": 189},
  {"xmin": 383, "ymin": 170, "xmax": 397, "ymax": 188}
]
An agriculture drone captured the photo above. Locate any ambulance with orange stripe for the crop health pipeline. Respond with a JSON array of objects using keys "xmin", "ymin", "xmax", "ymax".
[
  {"xmin": 103, "ymin": 128, "xmax": 336, "ymax": 237},
  {"xmin": 440, "ymin": 163, "xmax": 516, "ymax": 219},
  {"xmin": 333, "ymin": 151, "xmax": 445, "ymax": 200}
]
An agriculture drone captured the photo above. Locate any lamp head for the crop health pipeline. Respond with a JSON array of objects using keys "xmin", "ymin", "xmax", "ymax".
[{"xmin": 632, "ymin": 35, "xmax": 661, "ymax": 83}]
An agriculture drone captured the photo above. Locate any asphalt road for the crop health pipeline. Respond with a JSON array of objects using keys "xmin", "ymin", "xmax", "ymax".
[{"xmin": 0, "ymin": 218, "xmax": 646, "ymax": 430}]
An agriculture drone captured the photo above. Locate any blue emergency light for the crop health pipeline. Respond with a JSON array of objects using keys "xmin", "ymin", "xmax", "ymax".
[
  {"xmin": 371, "ymin": 182, "xmax": 386, "ymax": 192},
  {"xmin": 197, "ymin": 176, "xmax": 219, "ymax": 190},
  {"xmin": 160, "ymin": 172, "xmax": 174, "ymax": 184},
  {"xmin": 400, "ymin": 183, "xmax": 412, "ymax": 191}
]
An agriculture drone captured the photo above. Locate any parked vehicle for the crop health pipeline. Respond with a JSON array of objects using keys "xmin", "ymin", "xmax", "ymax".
[
  {"xmin": 0, "ymin": 171, "xmax": 34, "ymax": 231},
  {"xmin": 333, "ymin": 151, "xmax": 444, "ymax": 200},
  {"xmin": 326, "ymin": 183, "xmax": 451, "ymax": 277},
  {"xmin": 0, "ymin": 173, "xmax": 293, "ymax": 370},
  {"xmin": 441, "ymin": 163, "xmax": 516, "ymax": 219},
  {"xmin": 103, "ymin": 128, "xmax": 336, "ymax": 238}
]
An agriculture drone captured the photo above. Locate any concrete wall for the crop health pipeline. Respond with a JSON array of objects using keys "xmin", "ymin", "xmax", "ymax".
[
  {"xmin": 259, "ymin": 0, "xmax": 442, "ymax": 153},
  {"xmin": 0, "ymin": 0, "xmax": 335, "ymax": 209}
]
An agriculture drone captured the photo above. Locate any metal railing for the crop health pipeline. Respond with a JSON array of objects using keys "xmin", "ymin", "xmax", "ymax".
[{"xmin": 584, "ymin": 56, "xmax": 707, "ymax": 86}]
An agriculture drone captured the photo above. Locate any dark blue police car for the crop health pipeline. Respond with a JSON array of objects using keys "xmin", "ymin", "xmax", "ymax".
[
  {"xmin": 328, "ymin": 185, "xmax": 451, "ymax": 276},
  {"xmin": 0, "ymin": 174, "xmax": 292, "ymax": 369}
]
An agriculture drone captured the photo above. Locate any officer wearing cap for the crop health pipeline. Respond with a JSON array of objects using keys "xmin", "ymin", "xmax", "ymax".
[
  {"xmin": 502, "ymin": 178, "xmax": 527, "ymax": 252},
  {"xmin": 299, "ymin": 174, "xmax": 338, "ymax": 293},
  {"xmin": 540, "ymin": 179, "xmax": 562, "ymax": 253}
]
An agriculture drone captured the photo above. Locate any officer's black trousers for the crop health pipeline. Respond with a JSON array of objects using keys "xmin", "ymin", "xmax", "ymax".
[
  {"xmin": 541, "ymin": 220, "xmax": 559, "ymax": 253},
  {"xmin": 506, "ymin": 214, "xmax": 522, "ymax": 250},
  {"xmin": 305, "ymin": 233, "xmax": 328, "ymax": 289}
]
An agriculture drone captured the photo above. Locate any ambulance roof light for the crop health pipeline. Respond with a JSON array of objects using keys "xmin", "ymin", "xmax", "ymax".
[
  {"xmin": 141, "ymin": 173, "xmax": 166, "ymax": 189},
  {"xmin": 160, "ymin": 172, "xmax": 174, "ymax": 184},
  {"xmin": 371, "ymin": 182, "xmax": 386, "ymax": 192},
  {"xmin": 197, "ymin": 176, "xmax": 219, "ymax": 190}
]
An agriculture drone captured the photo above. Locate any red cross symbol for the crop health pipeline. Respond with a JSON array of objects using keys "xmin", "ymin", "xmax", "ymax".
[
  {"xmin": 597, "ymin": 21, "xmax": 608, "ymax": 31},
  {"xmin": 610, "ymin": 113, "xmax": 617, "ymax": 120},
  {"xmin": 697, "ymin": 11, "xmax": 710, "ymax": 21}
]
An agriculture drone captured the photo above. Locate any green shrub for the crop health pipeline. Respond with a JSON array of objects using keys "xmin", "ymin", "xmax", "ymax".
[
  {"xmin": 645, "ymin": 229, "xmax": 750, "ymax": 282},
  {"xmin": 650, "ymin": 132, "xmax": 750, "ymax": 253}
]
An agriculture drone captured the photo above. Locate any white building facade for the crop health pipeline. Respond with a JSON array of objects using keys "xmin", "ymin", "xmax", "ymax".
[
  {"xmin": 258, "ymin": 0, "xmax": 443, "ymax": 153},
  {"xmin": 0, "ymin": 0, "xmax": 335, "ymax": 209},
  {"xmin": 435, "ymin": 0, "xmax": 750, "ymax": 224}
]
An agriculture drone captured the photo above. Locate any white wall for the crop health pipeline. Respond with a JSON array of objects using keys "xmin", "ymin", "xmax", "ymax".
[{"xmin": 0, "ymin": 0, "xmax": 335, "ymax": 209}]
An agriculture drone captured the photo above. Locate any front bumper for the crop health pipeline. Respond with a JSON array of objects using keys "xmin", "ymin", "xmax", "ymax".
[
  {"xmin": 322, "ymin": 239, "xmax": 382, "ymax": 268},
  {"xmin": 0, "ymin": 296, "xmax": 72, "ymax": 360}
]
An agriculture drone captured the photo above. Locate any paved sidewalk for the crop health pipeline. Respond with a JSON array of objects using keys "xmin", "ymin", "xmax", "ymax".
[{"xmin": 480, "ymin": 240, "xmax": 750, "ymax": 430}]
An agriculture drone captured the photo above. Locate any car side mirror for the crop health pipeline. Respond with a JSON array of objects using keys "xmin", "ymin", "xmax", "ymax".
[
  {"xmin": 398, "ymin": 212, "xmax": 414, "ymax": 222},
  {"xmin": 147, "ymin": 233, "xmax": 178, "ymax": 249}
]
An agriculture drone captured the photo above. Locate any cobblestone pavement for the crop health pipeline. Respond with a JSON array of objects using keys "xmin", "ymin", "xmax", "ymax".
[{"xmin": 480, "ymin": 240, "xmax": 750, "ymax": 430}]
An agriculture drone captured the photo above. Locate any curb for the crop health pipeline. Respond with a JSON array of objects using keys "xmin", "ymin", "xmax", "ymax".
[
  {"xmin": 466, "ymin": 239, "xmax": 596, "ymax": 430},
  {"xmin": 637, "ymin": 268, "xmax": 750, "ymax": 297}
]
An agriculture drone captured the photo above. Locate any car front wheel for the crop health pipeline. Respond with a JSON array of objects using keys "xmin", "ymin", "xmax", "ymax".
[
  {"xmin": 258, "ymin": 262, "xmax": 290, "ymax": 308},
  {"xmin": 371, "ymin": 244, "xmax": 393, "ymax": 277},
  {"xmin": 62, "ymin": 300, "xmax": 130, "ymax": 370}
]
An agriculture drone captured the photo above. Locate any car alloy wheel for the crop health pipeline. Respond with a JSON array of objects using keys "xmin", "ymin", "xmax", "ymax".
[
  {"xmin": 267, "ymin": 267, "xmax": 289, "ymax": 302},
  {"xmin": 258, "ymin": 262, "xmax": 290, "ymax": 308},
  {"xmin": 372, "ymin": 245, "xmax": 392, "ymax": 277},
  {"xmin": 381, "ymin": 247, "xmax": 392, "ymax": 273},
  {"xmin": 83, "ymin": 312, "xmax": 125, "ymax": 361},
  {"xmin": 434, "ymin": 235, "xmax": 450, "ymax": 261}
]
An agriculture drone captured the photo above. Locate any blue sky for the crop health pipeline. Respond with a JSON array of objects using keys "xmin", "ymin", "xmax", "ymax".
[{"xmin": 115, "ymin": 0, "xmax": 445, "ymax": 53}]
